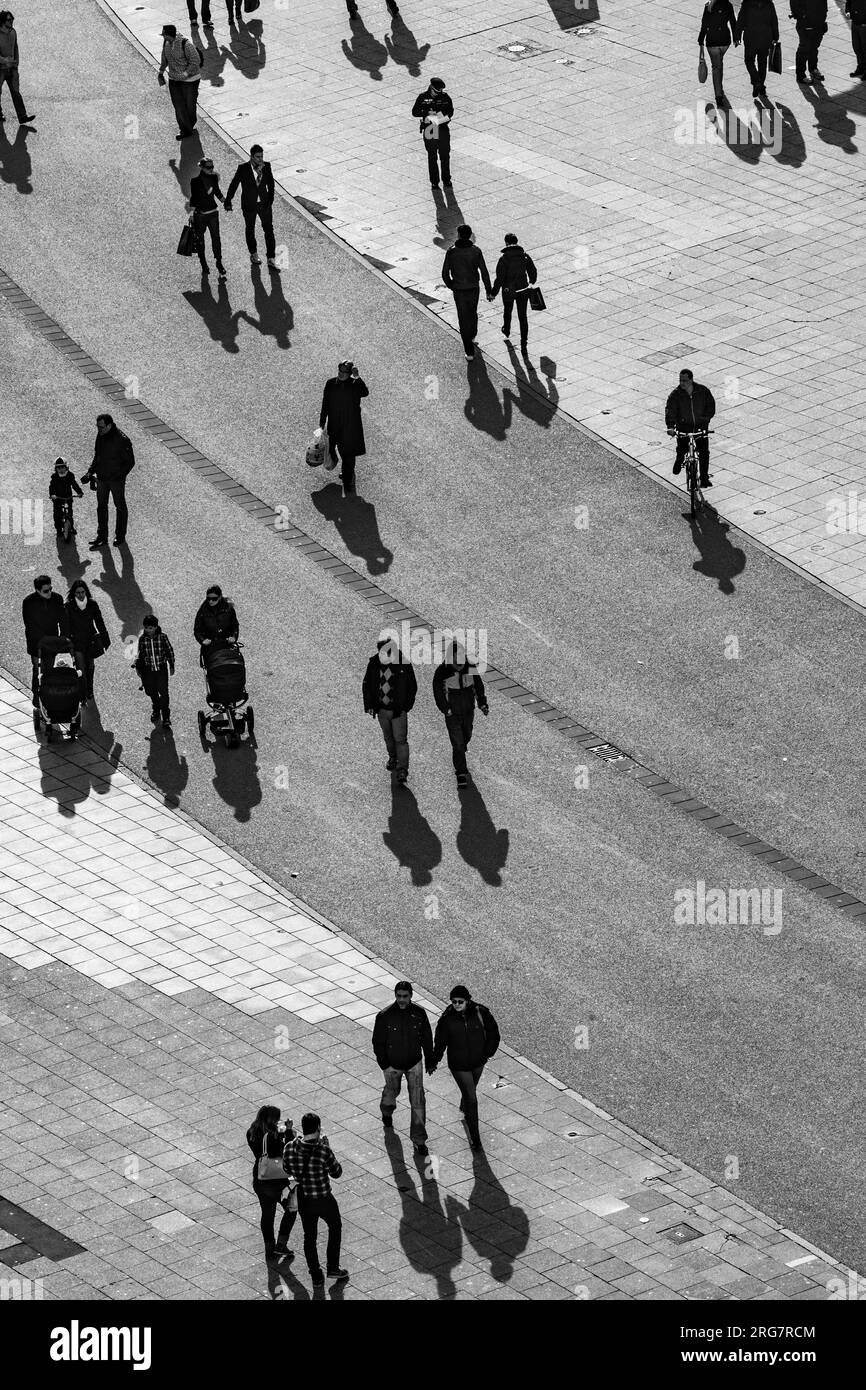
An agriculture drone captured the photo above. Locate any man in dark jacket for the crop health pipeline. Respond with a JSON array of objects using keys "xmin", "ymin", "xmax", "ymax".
[
  {"xmin": 429, "ymin": 985, "xmax": 500, "ymax": 1151},
  {"xmin": 224, "ymin": 145, "xmax": 277, "ymax": 268},
  {"xmin": 193, "ymin": 585, "xmax": 239, "ymax": 658},
  {"xmin": 491, "ymin": 233, "xmax": 538, "ymax": 353},
  {"xmin": 189, "ymin": 156, "xmax": 226, "ymax": 279},
  {"xmin": 790, "ymin": 0, "xmax": 827, "ymax": 82},
  {"xmin": 363, "ymin": 637, "xmax": 417, "ymax": 783},
  {"xmin": 665, "ymin": 369, "xmax": 716, "ymax": 488},
  {"xmin": 737, "ymin": 0, "xmax": 780, "ymax": 97},
  {"xmin": 372, "ymin": 981, "xmax": 433, "ymax": 1154},
  {"xmin": 847, "ymin": 0, "xmax": 866, "ymax": 74},
  {"xmin": 411, "ymin": 76, "xmax": 453, "ymax": 188},
  {"xmin": 0, "ymin": 11, "xmax": 35, "ymax": 125},
  {"xmin": 433, "ymin": 639, "xmax": 488, "ymax": 789},
  {"xmin": 320, "ymin": 361, "xmax": 369, "ymax": 495},
  {"xmin": 81, "ymin": 414, "xmax": 135, "ymax": 550},
  {"xmin": 441, "ymin": 225, "xmax": 493, "ymax": 361},
  {"xmin": 23, "ymin": 576, "xmax": 68, "ymax": 700}
]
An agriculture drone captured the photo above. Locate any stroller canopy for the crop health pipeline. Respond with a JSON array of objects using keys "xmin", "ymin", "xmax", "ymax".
[
  {"xmin": 40, "ymin": 667, "xmax": 82, "ymax": 722},
  {"xmin": 205, "ymin": 645, "xmax": 246, "ymax": 704}
]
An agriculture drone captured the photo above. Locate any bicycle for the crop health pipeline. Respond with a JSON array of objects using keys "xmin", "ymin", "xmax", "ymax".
[
  {"xmin": 671, "ymin": 428, "xmax": 714, "ymax": 519},
  {"xmin": 53, "ymin": 496, "xmax": 75, "ymax": 543}
]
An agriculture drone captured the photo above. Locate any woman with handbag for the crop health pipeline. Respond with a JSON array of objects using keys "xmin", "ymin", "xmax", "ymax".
[
  {"xmin": 490, "ymin": 234, "xmax": 538, "ymax": 355},
  {"xmin": 698, "ymin": 0, "xmax": 740, "ymax": 107},
  {"xmin": 737, "ymin": 0, "xmax": 780, "ymax": 99},
  {"xmin": 246, "ymin": 1106, "xmax": 297, "ymax": 1262},
  {"xmin": 65, "ymin": 581, "xmax": 110, "ymax": 706}
]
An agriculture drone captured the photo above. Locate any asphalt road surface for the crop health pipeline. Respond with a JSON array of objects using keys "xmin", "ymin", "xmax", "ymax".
[{"xmin": 0, "ymin": 1, "xmax": 862, "ymax": 1268}]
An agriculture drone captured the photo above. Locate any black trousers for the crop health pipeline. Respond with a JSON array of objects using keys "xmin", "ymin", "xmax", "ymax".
[
  {"xmin": 73, "ymin": 650, "xmax": 95, "ymax": 700},
  {"xmin": 674, "ymin": 436, "xmax": 710, "ymax": 486},
  {"xmin": 0, "ymin": 66, "xmax": 28, "ymax": 121},
  {"xmin": 329, "ymin": 442, "xmax": 357, "ymax": 489},
  {"xmin": 243, "ymin": 204, "xmax": 276, "ymax": 258},
  {"xmin": 194, "ymin": 210, "xmax": 224, "ymax": 269},
  {"xmin": 298, "ymin": 1193, "xmax": 341, "ymax": 1275},
  {"xmin": 253, "ymin": 1180, "xmax": 297, "ymax": 1255},
  {"xmin": 226, "ymin": 0, "xmax": 242, "ymax": 22},
  {"xmin": 444, "ymin": 707, "xmax": 474, "ymax": 775},
  {"xmin": 95, "ymin": 479, "xmax": 128, "ymax": 543},
  {"xmin": 502, "ymin": 289, "xmax": 529, "ymax": 345},
  {"xmin": 452, "ymin": 288, "xmax": 479, "ymax": 355},
  {"xmin": 31, "ymin": 650, "xmax": 56, "ymax": 702},
  {"xmin": 425, "ymin": 125, "xmax": 451, "ymax": 185},
  {"xmin": 744, "ymin": 46, "xmax": 769, "ymax": 93},
  {"xmin": 141, "ymin": 666, "xmax": 171, "ymax": 721},
  {"xmin": 854, "ymin": 24, "xmax": 866, "ymax": 71},
  {"xmin": 794, "ymin": 25, "xmax": 824, "ymax": 77},
  {"xmin": 168, "ymin": 79, "xmax": 199, "ymax": 136},
  {"xmin": 451, "ymin": 1065, "xmax": 485, "ymax": 1145},
  {"xmin": 187, "ymin": 0, "xmax": 212, "ymax": 23}
]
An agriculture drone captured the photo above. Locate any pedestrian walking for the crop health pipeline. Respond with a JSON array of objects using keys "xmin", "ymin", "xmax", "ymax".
[
  {"xmin": 48, "ymin": 458, "xmax": 84, "ymax": 539},
  {"xmin": 23, "ymin": 577, "xmax": 67, "ymax": 702},
  {"xmin": 737, "ymin": 0, "xmax": 780, "ymax": 98},
  {"xmin": 283, "ymin": 1113, "xmax": 349, "ymax": 1287},
  {"xmin": 319, "ymin": 361, "xmax": 369, "ymax": 495},
  {"xmin": 411, "ymin": 76, "xmax": 453, "ymax": 188},
  {"xmin": 789, "ymin": 0, "xmax": 827, "ymax": 82},
  {"xmin": 246, "ymin": 1105, "xmax": 297, "ymax": 1263},
  {"xmin": 348, "ymin": 2, "xmax": 400, "ymax": 18},
  {"xmin": 363, "ymin": 637, "xmax": 417, "ymax": 783},
  {"xmin": 429, "ymin": 986, "xmax": 501, "ymax": 1152},
  {"xmin": 665, "ymin": 368, "xmax": 716, "ymax": 488},
  {"xmin": 193, "ymin": 584, "xmax": 239, "ymax": 658},
  {"xmin": 81, "ymin": 414, "xmax": 135, "ymax": 550},
  {"xmin": 0, "ymin": 12, "xmax": 35, "ymax": 125},
  {"xmin": 65, "ymin": 581, "xmax": 110, "ymax": 707},
  {"xmin": 442, "ymin": 225, "xmax": 493, "ymax": 362},
  {"xmin": 135, "ymin": 615, "xmax": 175, "ymax": 730},
  {"xmin": 189, "ymin": 156, "xmax": 227, "ymax": 278},
  {"xmin": 698, "ymin": 0, "xmax": 740, "ymax": 107},
  {"xmin": 373, "ymin": 982, "xmax": 433, "ymax": 1154},
  {"xmin": 847, "ymin": 0, "xmax": 866, "ymax": 75},
  {"xmin": 186, "ymin": 0, "xmax": 214, "ymax": 29},
  {"xmin": 158, "ymin": 23, "xmax": 202, "ymax": 140},
  {"xmin": 432, "ymin": 639, "xmax": 489, "ymax": 789},
  {"xmin": 224, "ymin": 145, "xmax": 277, "ymax": 268},
  {"xmin": 490, "ymin": 233, "xmax": 538, "ymax": 354}
]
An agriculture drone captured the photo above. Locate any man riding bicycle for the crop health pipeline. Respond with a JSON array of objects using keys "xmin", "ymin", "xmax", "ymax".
[{"xmin": 665, "ymin": 369, "xmax": 716, "ymax": 489}]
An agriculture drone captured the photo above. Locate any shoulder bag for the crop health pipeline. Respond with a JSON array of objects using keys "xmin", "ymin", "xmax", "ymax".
[{"xmin": 257, "ymin": 1131, "xmax": 287, "ymax": 1183}]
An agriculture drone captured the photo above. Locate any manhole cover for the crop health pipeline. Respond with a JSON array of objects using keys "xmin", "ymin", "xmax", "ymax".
[
  {"xmin": 497, "ymin": 40, "xmax": 551, "ymax": 60},
  {"xmin": 662, "ymin": 1223, "xmax": 703, "ymax": 1244}
]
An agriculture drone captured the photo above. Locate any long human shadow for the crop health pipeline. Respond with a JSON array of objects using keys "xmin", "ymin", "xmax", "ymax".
[
  {"xmin": 168, "ymin": 131, "xmax": 204, "ymax": 200},
  {"xmin": 220, "ymin": 17, "xmax": 266, "ymax": 79},
  {"xmin": 342, "ymin": 18, "xmax": 388, "ymax": 80},
  {"xmin": 206, "ymin": 734, "xmax": 262, "ymax": 822},
  {"xmin": 182, "ymin": 275, "xmax": 243, "ymax": 354},
  {"xmin": 144, "ymin": 727, "xmax": 189, "ymax": 809},
  {"xmin": 456, "ymin": 779, "xmax": 509, "ymax": 886},
  {"xmin": 384, "ymin": 1130, "xmax": 463, "ymax": 1300},
  {"xmin": 237, "ymin": 266, "xmax": 293, "ymax": 349},
  {"xmin": 381, "ymin": 785, "xmax": 443, "ymax": 886},
  {"xmin": 0, "ymin": 123, "xmax": 33, "ymax": 194},
  {"xmin": 38, "ymin": 705, "xmax": 122, "ymax": 818},
  {"xmin": 431, "ymin": 186, "xmax": 465, "ymax": 252},
  {"xmin": 311, "ymin": 482, "xmax": 394, "ymax": 575},
  {"xmin": 90, "ymin": 546, "xmax": 154, "ymax": 644},
  {"xmin": 449, "ymin": 1150, "xmax": 530, "ymax": 1284},
  {"xmin": 546, "ymin": 0, "xmax": 599, "ymax": 26},
  {"xmin": 504, "ymin": 345, "xmax": 560, "ymax": 429},
  {"xmin": 688, "ymin": 505, "xmax": 747, "ymax": 595},
  {"xmin": 384, "ymin": 13, "xmax": 430, "ymax": 77},
  {"xmin": 464, "ymin": 354, "xmax": 512, "ymax": 442},
  {"xmin": 800, "ymin": 80, "xmax": 858, "ymax": 153},
  {"xmin": 267, "ymin": 1258, "xmax": 312, "ymax": 1302},
  {"xmin": 55, "ymin": 532, "xmax": 93, "ymax": 590}
]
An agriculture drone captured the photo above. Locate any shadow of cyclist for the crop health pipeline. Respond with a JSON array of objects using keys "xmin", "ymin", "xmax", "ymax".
[{"xmin": 688, "ymin": 506, "xmax": 747, "ymax": 595}]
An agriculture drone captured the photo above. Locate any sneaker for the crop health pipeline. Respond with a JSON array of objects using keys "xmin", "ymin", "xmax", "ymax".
[
  {"xmin": 151, "ymin": 713, "xmax": 160, "ymax": 725},
  {"xmin": 396, "ymin": 768, "xmax": 408, "ymax": 784},
  {"xmin": 501, "ymin": 326, "xmax": 511, "ymax": 338},
  {"xmin": 274, "ymin": 1246, "xmax": 294, "ymax": 1262},
  {"xmin": 456, "ymin": 772, "xmax": 468, "ymax": 788},
  {"xmin": 20, "ymin": 113, "xmax": 36, "ymax": 123},
  {"xmin": 250, "ymin": 254, "xmax": 261, "ymax": 265},
  {"xmin": 443, "ymin": 180, "xmax": 452, "ymax": 188},
  {"xmin": 267, "ymin": 257, "xmax": 279, "ymax": 269},
  {"xmin": 311, "ymin": 1271, "xmax": 325, "ymax": 1287},
  {"xmin": 382, "ymin": 1115, "xmax": 393, "ymax": 1128},
  {"xmin": 701, "ymin": 480, "xmax": 712, "ymax": 490},
  {"xmin": 217, "ymin": 265, "xmax": 227, "ymax": 279},
  {"xmin": 386, "ymin": 757, "xmax": 397, "ymax": 771},
  {"xmin": 89, "ymin": 537, "xmax": 107, "ymax": 550},
  {"xmin": 415, "ymin": 1144, "xmax": 429, "ymax": 1156},
  {"xmin": 112, "ymin": 538, "xmax": 125, "ymax": 546},
  {"xmin": 810, "ymin": 70, "xmax": 823, "ymax": 81},
  {"xmin": 464, "ymin": 351, "xmax": 474, "ymax": 361},
  {"xmin": 672, "ymin": 463, "xmax": 682, "ymax": 476},
  {"xmin": 163, "ymin": 720, "xmax": 172, "ymax": 731},
  {"xmin": 327, "ymin": 1268, "xmax": 350, "ymax": 1282}
]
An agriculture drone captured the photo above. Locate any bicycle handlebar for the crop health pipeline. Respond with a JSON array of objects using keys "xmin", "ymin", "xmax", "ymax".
[{"xmin": 671, "ymin": 428, "xmax": 714, "ymax": 436}]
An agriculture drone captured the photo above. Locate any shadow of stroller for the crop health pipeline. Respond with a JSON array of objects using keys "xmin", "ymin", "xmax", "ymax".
[
  {"xmin": 90, "ymin": 546, "xmax": 154, "ymax": 644},
  {"xmin": 144, "ymin": 728, "xmax": 189, "ymax": 808},
  {"xmin": 311, "ymin": 482, "xmax": 394, "ymax": 575},
  {"xmin": 342, "ymin": 19, "xmax": 388, "ymax": 80},
  {"xmin": 688, "ymin": 505, "xmax": 747, "ymax": 595},
  {"xmin": 38, "ymin": 704, "xmax": 122, "ymax": 818},
  {"xmin": 182, "ymin": 275, "xmax": 243, "ymax": 353},
  {"xmin": 237, "ymin": 266, "xmax": 293, "ymax": 349},
  {"xmin": 207, "ymin": 733, "xmax": 262, "ymax": 822},
  {"xmin": 0, "ymin": 122, "xmax": 33, "ymax": 194},
  {"xmin": 384, "ymin": 1130, "xmax": 463, "ymax": 1300},
  {"xmin": 385, "ymin": 13, "xmax": 430, "ymax": 77},
  {"xmin": 381, "ymin": 784, "xmax": 443, "ymax": 886},
  {"xmin": 450, "ymin": 1149, "xmax": 530, "ymax": 1284},
  {"xmin": 456, "ymin": 779, "xmax": 509, "ymax": 886}
]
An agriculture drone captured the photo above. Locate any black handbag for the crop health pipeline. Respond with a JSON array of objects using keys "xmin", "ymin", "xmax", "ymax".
[
  {"xmin": 769, "ymin": 41, "xmax": 782, "ymax": 75},
  {"xmin": 177, "ymin": 218, "xmax": 197, "ymax": 257},
  {"xmin": 528, "ymin": 286, "xmax": 546, "ymax": 312}
]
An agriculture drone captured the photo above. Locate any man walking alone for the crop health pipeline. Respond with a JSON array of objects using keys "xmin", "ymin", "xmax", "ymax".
[
  {"xmin": 81, "ymin": 414, "xmax": 135, "ymax": 550},
  {"xmin": 158, "ymin": 23, "xmax": 202, "ymax": 140},
  {"xmin": 224, "ymin": 145, "xmax": 278, "ymax": 269},
  {"xmin": 372, "ymin": 982, "xmax": 433, "ymax": 1155},
  {"xmin": 442, "ymin": 225, "xmax": 493, "ymax": 362},
  {"xmin": 0, "ymin": 12, "xmax": 34, "ymax": 125},
  {"xmin": 319, "ymin": 361, "xmax": 369, "ymax": 495},
  {"xmin": 363, "ymin": 636, "xmax": 417, "ymax": 783}
]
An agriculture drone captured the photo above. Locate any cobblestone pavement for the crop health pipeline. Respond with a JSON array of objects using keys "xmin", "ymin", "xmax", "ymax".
[
  {"xmin": 0, "ymin": 674, "xmax": 856, "ymax": 1300},
  {"xmin": 105, "ymin": 0, "xmax": 866, "ymax": 611}
]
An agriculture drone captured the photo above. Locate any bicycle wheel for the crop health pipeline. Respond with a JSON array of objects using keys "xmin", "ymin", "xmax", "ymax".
[{"xmin": 686, "ymin": 450, "xmax": 698, "ymax": 519}]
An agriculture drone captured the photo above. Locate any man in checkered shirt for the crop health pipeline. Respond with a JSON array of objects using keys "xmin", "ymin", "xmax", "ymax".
[{"xmin": 283, "ymin": 1112, "xmax": 349, "ymax": 1286}]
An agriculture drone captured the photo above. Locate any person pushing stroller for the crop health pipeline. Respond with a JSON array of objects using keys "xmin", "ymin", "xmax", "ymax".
[{"xmin": 194, "ymin": 584, "xmax": 239, "ymax": 662}]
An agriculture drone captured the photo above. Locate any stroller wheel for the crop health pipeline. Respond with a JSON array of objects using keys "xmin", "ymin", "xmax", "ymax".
[
  {"xmin": 197, "ymin": 710, "xmax": 208, "ymax": 742},
  {"xmin": 245, "ymin": 705, "xmax": 254, "ymax": 735}
]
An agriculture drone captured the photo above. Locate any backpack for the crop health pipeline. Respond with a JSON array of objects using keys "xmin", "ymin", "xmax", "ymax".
[{"xmin": 182, "ymin": 36, "xmax": 204, "ymax": 71}]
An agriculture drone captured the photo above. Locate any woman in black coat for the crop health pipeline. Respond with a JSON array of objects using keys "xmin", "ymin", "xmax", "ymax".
[
  {"xmin": 246, "ymin": 1105, "xmax": 297, "ymax": 1262},
  {"xmin": 429, "ymin": 985, "xmax": 500, "ymax": 1151},
  {"xmin": 737, "ymin": 0, "xmax": 780, "ymax": 98},
  {"xmin": 65, "ymin": 580, "xmax": 110, "ymax": 704},
  {"xmin": 699, "ymin": 0, "xmax": 740, "ymax": 106},
  {"xmin": 319, "ymin": 360, "xmax": 369, "ymax": 496}
]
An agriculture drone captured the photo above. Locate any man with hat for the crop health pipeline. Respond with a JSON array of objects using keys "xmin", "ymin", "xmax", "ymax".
[
  {"xmin": 411, "ymin": 76, "xmax": 453, "ymax": 188},
  {"xmin": 158, "ymin": 22, "xmax": 202, "ymax": 141},
  {"xmin": 189, "ymin": 156, "xmax": 227, "ymax": 278}
]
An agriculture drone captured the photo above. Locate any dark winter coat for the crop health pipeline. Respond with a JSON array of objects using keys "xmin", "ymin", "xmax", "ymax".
[
  {"xmin": 664, "ymin": 383, "xmax": 717, "ymax": 431},
  {"xmin": 225, "ymin": 160, "xmax": 275, "ymax": 211},
  {"xmin": 85, "ymin": 425, "xmax": 135, "ymax": 485},
  {"xmin": 22, "ymin": 592, "xmax": 68, "ymax": 655},
  {"xmin": 789, "ymin": 0, "xmax": 827, "ymax": 29},
  {"xmin": 442, "ymin": 239, "xmax": 493, "ymax": 294},
  {"xmin": 433, "ymin": 659, "xmax": 488, "ymax": 719},
  {"xmin": 193, "ymin": 597, "xmax": 239, "ymax": 647},
  {"xmin": 49, "ymin": 468, "xmax": 84, "ymax": 501},
  {"xmin": 189, "ymin": 171, "xmax": 224, "ymax": 214},
  {"xmin": 491, "ymin": 245, "xmax": 538, "ymax": 297},
  {"xmin": 319, "ymin": 378, "xmax": 368, "ymax": 456},
  {"xmin": 411, "ymin": 88, "xmax": 454, "ymax": 132},
  {"xmin": 363, "ymin": 654, "xmax": 418, "ymax": 716},
  {"xmin": 431, "ymin": 1002, "xmax": 501, "ymax": 1072},
  {"xmin": 698, "ymin": 0, "xmax": 739, "ymax": 45},
  {"xmin": 65, "ymin": 598, "xmax": 110, "ymax": 659},
  {"xmin": 373, "ymin": 1001, "xmax": 434, "ymax": 1071},
  {"xmin": 846, "ymin": 0, "xmax": 866, "ymax": 25},
  {"xmin": 737, "ymin": 0, "xmax": 779, "ymax": 49}
]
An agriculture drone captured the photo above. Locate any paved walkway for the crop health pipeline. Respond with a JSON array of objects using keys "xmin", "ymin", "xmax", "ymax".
[
  {"xmin": 0, "ymin": 672, "xmax": 856, "ymax": 1300},
  {"xmin": 106, "ymin": 0, "xmax": 866, "ymax": 611}
]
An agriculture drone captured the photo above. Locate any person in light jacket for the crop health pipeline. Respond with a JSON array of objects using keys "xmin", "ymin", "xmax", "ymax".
[
  {"xmin": 490, "ymin": 234, "xmax": 538, "ymax": 353},
  {"xmin": 698, "ymin": 0, "xmax": 740, "ymax": 107},
  {"xmin": 429, "ymin": 985, "xmax": 501, "ymax": 1151},
  {"xmin": 432, "ymin": 639, "xmax": 488, "ymax": 789},
  {"xmin": 158, "ymin": 23, "xmax": 202, "ymax": 140},
  {"xmin": 737, "ymin": 0, "xmax": 780, "ymax": 98}
]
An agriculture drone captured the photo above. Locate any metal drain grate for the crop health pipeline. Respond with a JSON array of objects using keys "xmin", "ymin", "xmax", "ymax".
[{"xmin": 497, "ymin": 40, "xmax": 551, "ymax": 60}]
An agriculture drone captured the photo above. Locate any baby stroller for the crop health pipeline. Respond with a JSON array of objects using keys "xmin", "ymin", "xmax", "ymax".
[
  {"xmin": 197, "ymin": 640, "xmax": 254, "ymax": 748},
  {"xmin": 33, "ymin": 637, "xmax": 84, "ymax": 742}
]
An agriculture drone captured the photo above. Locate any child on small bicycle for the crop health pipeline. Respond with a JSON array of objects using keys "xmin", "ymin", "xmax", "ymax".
[{"xmin": 49, "ymin": 457, "xmax": 84, "ymax": 540}]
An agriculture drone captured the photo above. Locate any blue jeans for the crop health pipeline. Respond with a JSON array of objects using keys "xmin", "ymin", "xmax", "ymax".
[
  {"xmin": 451, "ymin": 1065, "xmax": 485, "ymax": 1145},
  {"xmin": 378, "ymin": 709, "xmax": 409, "ymax": 771},
  {"xmin": 380, "ymin": 1060, "xmax": 427, "ymax": 1144}
]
